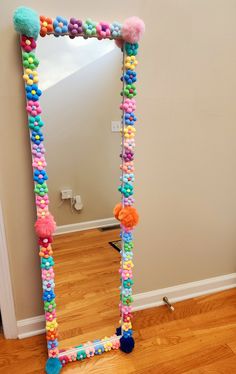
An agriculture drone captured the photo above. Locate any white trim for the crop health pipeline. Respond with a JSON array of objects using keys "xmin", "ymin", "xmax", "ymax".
[
  {"xmin": 0, "ymin": 201, "xmax": 18, "ymax": 339},
  {"xmin": 17, "ymin": 273, "xmax": 236, "ymax": 338},
  {"xmin": 55, "ymin": 217, "xmax": 118, "ymax": 235},
  {"xmin": 133, "ymin": 273, "xmax": 236, "ymax": 311},
  {"xmin": 17, "ymin": 315, "xmax": 45, "ymax": 339}
]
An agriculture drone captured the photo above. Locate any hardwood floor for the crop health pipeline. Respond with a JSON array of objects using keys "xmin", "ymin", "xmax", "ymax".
[
  {"xmin": 1, "ymin": 289, "xmax": 236, "ymax": 373},
  {"xmin": 53, "ymin": 228, "xmax": 121, "ymax": 349}
]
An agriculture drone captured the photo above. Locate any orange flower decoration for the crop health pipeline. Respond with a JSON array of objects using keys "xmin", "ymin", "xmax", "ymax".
[
  {"xmin": 40, "ymin": 16, "xmax": 53, "ymax": 37},
  {"xmin": 46, "ymin": 330, "xmax": 58, "ymax": 341},
  {"xmin": 39, "ymin": 246, "xmax": 53, "ymax": 258}
]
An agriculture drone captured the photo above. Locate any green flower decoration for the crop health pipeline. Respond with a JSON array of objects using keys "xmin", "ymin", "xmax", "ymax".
[
  {"xmin": 83, "ymin": 19, "xmax": 97, "ymax": 36},
  {"xmin": 120, "ymin": 295, "xmax": 134, "ymax": 305},
  {"xmin": 125, "ymin": 42, "xmax": 139, "ymax": 56},
  {"xmin": 22, "ymin": 52, "xmax": 39, "ymax": 69},
  {"xmin": 124, "ymin": 242, "xmax": 134, "ymax": 252},
  {"xmin": 28, "ymin": 116, "xmax": 44, "ymax": 132},
  {"xmin": 123, "ymin": 84, "xmax": 137, "ymax": 99},
  {"xmin": 44, "ymin": 300, "xmax": 56, "ymax": 312},
  {"xmin": 34, "ymin": 182, "xmax": 48, "ymax": 196},
  {"xmin": 76, "ymin": 345, "xmax": 87, "ymax": 360}
]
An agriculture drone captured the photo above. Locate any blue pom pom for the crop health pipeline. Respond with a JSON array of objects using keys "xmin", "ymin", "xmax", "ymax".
[
  {"xmin": 120, "ymin": 336, "xmax": 135, "ymax": 353},
  {"xmin": 45, "ymin": 358, "xmax": 62, "ymax": 374},
  {"xmin": 116, "ymin": 327, "xmax": 122, "ymax": 336},
  {"xmin": 13, "ymin": 7, "xmax": 40, "ymax": 40}
]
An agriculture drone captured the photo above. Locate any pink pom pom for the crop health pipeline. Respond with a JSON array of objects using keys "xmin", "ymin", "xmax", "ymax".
[
  {"xmin": 122, "ymin": 17, "xmax": 145, "ymax": 43},
  {"xmin": 35, "ymin": 213, "xmax": 56, "ymax": 237}
]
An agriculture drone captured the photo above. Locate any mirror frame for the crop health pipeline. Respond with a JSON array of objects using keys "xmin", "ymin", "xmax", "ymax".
[{"xmin": 13, "ymin": 6, "xmax": 144, "ymax": 373}]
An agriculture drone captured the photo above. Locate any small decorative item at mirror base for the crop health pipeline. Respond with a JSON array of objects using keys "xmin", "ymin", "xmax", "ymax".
[{"xmin": 13, "ymin": 6, "xmax": 144, "ymax": 373}]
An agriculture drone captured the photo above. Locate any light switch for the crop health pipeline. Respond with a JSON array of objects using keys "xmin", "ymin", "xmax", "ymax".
[{"xmin": 111, "ymin": 121, "xmax": 121, "ymax": 132}]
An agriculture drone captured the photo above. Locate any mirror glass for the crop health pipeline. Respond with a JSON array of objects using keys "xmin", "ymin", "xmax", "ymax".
[{"xmin": 37, "ymin": 36, "xmax": 122, "ymax": 350}]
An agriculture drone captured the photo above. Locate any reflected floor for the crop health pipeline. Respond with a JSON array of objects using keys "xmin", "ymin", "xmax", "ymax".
[{"xmin": 53, "ymin": 228, "xmax": 120, "ymax": 350}]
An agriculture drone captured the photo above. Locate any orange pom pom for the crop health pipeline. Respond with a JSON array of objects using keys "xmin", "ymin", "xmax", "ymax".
[
  {"xmin": 119, "ymin": 206, "xmax": 139, "ymax": 228},
  {"xmin": 113, "ymin": 203, "xmax": 122, "ymax": 220}
]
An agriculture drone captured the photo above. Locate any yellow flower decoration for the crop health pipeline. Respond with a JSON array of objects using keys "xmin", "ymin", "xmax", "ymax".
[
  {"xmin": 122, "ymin": 322, "xmax": 132, "ymax": 331},
  {"xmin": 123, "ymin": 260, "xmax": 134, "ymax": 270},
  {"xmin": 125, "ymin": 56, "xmax": 138, "ymax": 71},
  {"xmin": 102, "ymin": 338, "xmax": 113, "ymax": 352},
  {"xmin": 46, "ymin": 319, "xmax": 58, "ymax": 332},
  {"xmin": 23, "ymin": 68, "xmax": 39, "ymax": 85},
  {"xmin": 122, "ymin": 125, "xmax": 136, "ymax": 139}
]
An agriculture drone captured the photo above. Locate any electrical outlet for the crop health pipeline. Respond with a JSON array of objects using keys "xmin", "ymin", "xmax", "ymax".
[
  {"xmin": 61, "ymin": 189, "xmax": 73, "ymax": 200},
  {"xmin": 111, "ymin": 121, "xmax": 121, "ymax": 132}
]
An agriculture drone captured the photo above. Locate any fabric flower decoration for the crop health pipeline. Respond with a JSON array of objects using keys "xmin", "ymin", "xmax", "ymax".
[
  {"xmin": 23, "ymin": 69, "xmax": 38, "ymax": 85},
  {"xmin": 85, "ymin": 342, "xmax": 95, "ymax": 358},
  {"xmin": 68, "ymin": 18, "xmax": 83, "ymax": 38},
  {"xmin": 112, "ymin": 337, "xmax": 120, "ymax": 350},
  {"xmin": 43, "ymin": 290, "xmax": 56, "ymax": 302},
  {"xmin": 34, "ymin": 169, "xmax": 48, "ymax": 185},
  {"xmin": 20, "ymin": 35, "xmax": 36, "ymax": 52},
  {"xmin": 120, "ymin": 268, "xmax": 133, "ymax": 280},
  {"xmin": 22, "ymin": 52, "xmax": 39, "ymax": 70},
  {"xmin": 122, "ymin": 322, "xmax": 132, "ymax": 331},
  {"xmin": 33, "ymin": 157, "xmax": 47, "ymax": 171},
  {"xmin": 122, "ymin": 295, "xmax": 134, "ymax": 305},
  {"xmin": 118, "ymin": 183, "xmax": 134, "ymax": 198},
  {"xmin": 42, "ymin": 268, "xmax": 54, "ymax": 281},
  {"xmin": 124, "ymin": 112, "xmax": 137, "ymax": 126},
  {"xmin": 28, "ymin": 116, "xmax": 44, "ymax": 132},
  {"xmin": 123, "ymin": 260, "xmax": 134, "ymax": 270},
  {"xmin": 34, "ymin": 182, "xmax": 48, "ymax": 196},
  {"xmin": 120, "ymin": 161, "xmax": 134, "ymax": 173},
  {"xmin": 76, "ymin": 345, "xmax": 87, "ymax": 360},
  {"xmin": 123, "ymin": 84, "xmax": 137, "ymax": 99},
  {"xmin": 59, "ymin": 355, "xmax": 69, "ymax": 367},
  {"xmin": 124, "ymin": 196, "xmax": 135, "ymax": 206},
  {"xmin": 121, "ymin": 148, "xmax": 134, "ymax": 162},
  {"xmin": 120, "ymin": 98, "xmax": 136, "ymax": 113},
  {"xmin": 40, "ymin": 246, "xmax": 53, "ymax": 259},
  {"xmin": 121, "ymin": 231, "xmax": 133, "ymax": 242},
  {"xmin": 48, "ymin": 348, "xmax": 59, "ymax": 358},
  {"xmin": 26, "ymin": 84, "xmax": 42, "ymax": 101},
  {"xmin": 43, "ymin": 279, "xmax": 55, "ymax": 291},
  {"xmin": 37, "ymin": 206, "xmax": 49, "ymax": 219},
  {"xmin": 83, "ymin": 19, "xmax": 97, "ymax": 36},
  {"xmin": 31, "ymin": 130, "xmax": 44, "ymax": 145},
  {"xmin": 41, "ymin": 257, "xmax": 54, "ymax": 270},
  {"xmin": 46, "ymin": 319, "xmax": 58, "ymax": 332},
  {"xmin": 102, "ymin": 339, "xmax": 112, "ymax": 352},
  {"xmin": 125, "ymin": 42, "xmax": 139, "ymax": 56},
  {"xmin": 123, "ymin": 70, "xmax": 137, "ymax": 84},
  {"xmin": 123, "ymin": 125, "xmax": 136, "ymax": 139},
  {"xmin": 32, "ymin": 143, "xmax": 45, "ymax": 158},
  {"xmin": 121, "ymin": 173, "xmax": 135, "ymax": 184},
  {"xmin": 53, "ymin": 16, "xmax": 68, "ymax": 35},
  {"xmin": 44, "ymin": 300, "xmax": 56, "ymax": 313},
  {"xmin": 124, "ymin": 138, "xmax": 135, "ymax": 151},
  {"xmin": 110, "ymin": 22, "xmax": 122, "ymax": 38},
  {"xmin": 125, "ymin": 56, "xmax": 138, "ymax": 70},
  {"xmin": 123, "ymin": 279, "xmax": 134, "ymax": 288},
  {"xmin": 96, "ymin": 22, "xmax": 111, "ymax": 39},
  {"xmin": 94, "ymin": 340, "xmax": 104, "ymax": 355},
  {"xmin": 47, "ymin": 339, "xmax": 58, "ymax": 350},
  {"xmin": 67, "ymin": 351, "xmax": 77, "ymax": 362},
  {"xmin": 26, "ymin": 100, "xmax": 42, "ymax": 117},
  {"xmin": 39, "ymin": 235, "xmax": 52, "ymax": 248},
  {"xmin": 124, "ymin": 241, "xmax": 134, "ymax": 252},
  {"xmin": 40, "ymin": 16, "xmax": 53, "ymax": 37},
  {"xmin": 36, "ymin": 195, "xmax": 49, "ymax": 210}
]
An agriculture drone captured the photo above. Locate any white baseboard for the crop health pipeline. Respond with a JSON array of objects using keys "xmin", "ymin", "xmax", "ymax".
[
  {"xmin": 17, "ymin": 273, "xmax": 236, "ymax": 339},
  {"xmin": 133, "ymin": 273, "xmax": 236, "ymax": 311},
  {"xmin": 17, "ymin": 315, "xmax": 45, "ymax": 339},
  {"xmin": 55, "ymin": 217, "xmax": 118, "ymax": 235}
]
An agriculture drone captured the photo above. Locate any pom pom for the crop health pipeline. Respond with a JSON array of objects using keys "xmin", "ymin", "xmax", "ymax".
[
  {"xmin": 116, "ymin": 326, "xmax": 122, "ymax": 336},
  {"xmin": 35, "ymin": 214, "xmax": 56, "ymax": 237},
  {"xmin": 120, "ymin": 336, "xmax": 135, "ymax": 353},
  {"xmin": 115, "ymin": 39, "xmax": 124, "ymax": 49},
  {"xmin": 113, "ymin": 203, "xmax": 122, "ymax": 220},
  {"xmin": 122, "ymin": 17, "xmax": 145, "ymax": 43},
  {"xmin": 13, "ymin": 7, "xmax": 40, "ymax": 40},
  {"xmin": 45, "ymin": 357, "xmax": 62, "ymax": 374}
]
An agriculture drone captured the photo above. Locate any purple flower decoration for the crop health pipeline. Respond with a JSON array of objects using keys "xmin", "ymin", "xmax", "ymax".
[
  {"xmin": 68, "ymin": 18, "xmax": 83, "ymax": 38},
  {"xmin": 32, "ymin": 143, "xmax": 45, "ymax": 158},
  {"xmin": 120, "ymin": 149, "xmax": 134, "ymax": 162},
  {"xmin": 124, "ymin": 196, "xmax": 135, "ymax": 206}
]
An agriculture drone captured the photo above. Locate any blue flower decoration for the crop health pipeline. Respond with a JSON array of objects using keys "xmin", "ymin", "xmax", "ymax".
[
  {"xmin": 31, "ymin": 130, "xmax": 44, "ymax": 145},
  {"xmin": 124, "ymin": 112, "xmax": 137, "ymax": 126},
  {"xmin": 110, "ymin": 22, "xmax": 122, "ymax": 38},
  {"xmin": 93, "ymin": 340, "xmax": 105, "ymax": 355},
  {"xmin": 123, "ymin": 70, "xmax": 137, "ymax": 84},
  {"xmin": 123, "ymin": 329, "xmax": 133, "ymax": 338},
  {"xmin": 41, "ymin": 257, "xmax": 54, "ymax": 270},
  {"xmin": 34, "ymin": 169, "xmax": 48, "ymax": 184},
  {"xmin": 53, "ymin": 16, "xmax": 68, "ymax": 35},
  {"xmin": 121, "ymin": 231, "xmax": 133, "ymax": 242},
  {"xmin": 43, "ymin": 290, "xmax": 55, "ymax": 302},
  {"xmin": 47, "ymin": 340, "xmax": 58, "ymax": 349},
  {"xmin": 25, "ymin": 84, "xmax": 42, "ymax": 101}
]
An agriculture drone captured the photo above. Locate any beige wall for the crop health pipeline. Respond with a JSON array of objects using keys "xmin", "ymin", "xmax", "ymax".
[{"xmin": 1, "ymin": 0, "xmax": 236, "ymax": 321}]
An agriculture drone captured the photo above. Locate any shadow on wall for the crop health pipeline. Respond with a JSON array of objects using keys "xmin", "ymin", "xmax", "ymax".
[{"xmin": 39, "ymin": 38, "xmax": 122, "ymax": 226}]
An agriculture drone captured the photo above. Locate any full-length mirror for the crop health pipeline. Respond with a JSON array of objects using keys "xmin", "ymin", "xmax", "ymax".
[{"xmin": 37, "ymin": 36, "xmax": 122, "ymax": 350}]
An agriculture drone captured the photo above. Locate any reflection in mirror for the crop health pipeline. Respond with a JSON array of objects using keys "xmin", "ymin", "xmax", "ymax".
[{"xmin": 37, "ymin": 36, "xmax": 122, "ymax": 349}]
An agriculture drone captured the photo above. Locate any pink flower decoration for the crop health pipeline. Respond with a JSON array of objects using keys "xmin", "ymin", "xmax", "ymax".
[
  {"xmin": 119, "ymin": 303, "xmax": 132, "ymax": 315},
  {"xmin": 111, "ymin": 336, "xmax": 120, "ymax": 349},
  {"xmin": 120, "ymin": 98, "xmax": 136, "ymax": 113},
  {"xmin": 32, "ymin": 143, "xmax": 45, "ymax": 158},
  {"xmin": 32, "ymin": 157, "xmax": 47, "ymax": 170},
  {"xmin": 36, "ymin": 195, "xmax": 49, "ymax": 209},
  {"xmin": 48, "ymin": 348, "xmax": 59, "ymax": 358},
  {"xmin": 42, "ymin": 268, "xmax": 55, "ymax": 281},
  {"xmin": 120, "ymin": 161, "xmax": 135, "ymax": 174},
  {"xmin": 46, "ymin": 310, "xmax": 56, "ymax": 321},
  {"xmin": 85, "ymin": 342, "xmax": 95, "ymax": 358},
  {"xmin": 37, "ymin": 207, "xmax": 49, "ymax": 219},
  {"xmin": 124, "ymin": 138, "xmax": 135, "ymax": 151},
  {"xmin": 96, "ymin": 22, "xmax": 111, "ymax": 39},
  {"xmin": 20, "ymin": 35, "xmax": 37, "ymax": 52},
  {"xmin": 119, "ymin": 268, "xmax": 133, "ymax": 280},
  {"xmin": 26, "ymin": 100, "xmax": 42, "ymax": 117}
]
